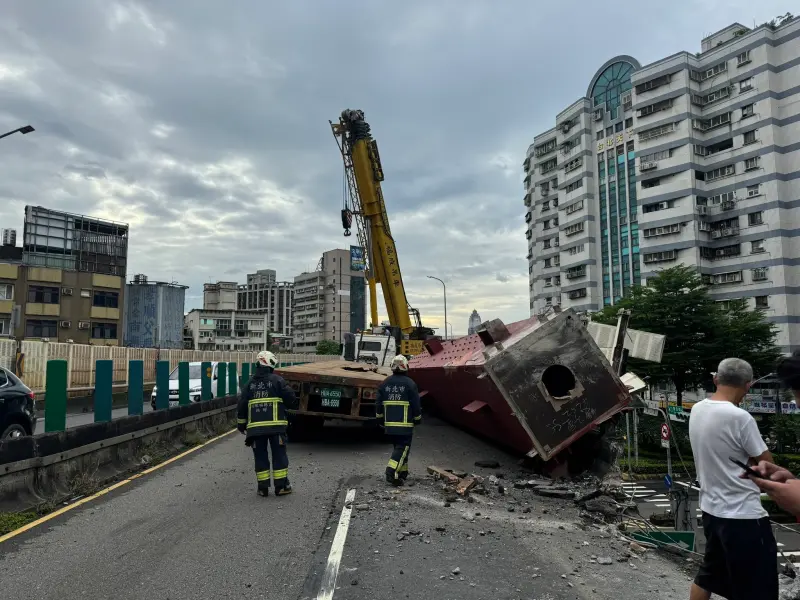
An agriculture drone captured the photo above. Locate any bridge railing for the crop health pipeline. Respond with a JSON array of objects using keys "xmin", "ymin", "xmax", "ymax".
[{"xmin": 0, "ymin": 340, "xmax": 333, "ymax": 393}]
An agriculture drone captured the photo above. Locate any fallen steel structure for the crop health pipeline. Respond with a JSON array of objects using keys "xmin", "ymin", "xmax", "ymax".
[{"xmin": 408, "ymin": 309, "xmax": 633, "ymax": 474}]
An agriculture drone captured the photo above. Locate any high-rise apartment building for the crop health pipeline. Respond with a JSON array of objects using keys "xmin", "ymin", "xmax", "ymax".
[
  {"xmin": 123, "ymin": 274, "xmax": 188, "ymax": 348},
  {"xmin": 237, "ymin": 269, "xmax": 294, "ymax": 337},
  {"xmin": 467, "ymin": 309, "xmax": 482, "ymax": 335},
  {"xmin": 292, "ymin": 248, "xmax": 366, "ymax": 352},
  {"xmin": 524, "ymin": 16, "xmax": 800, "ymax": 351}
]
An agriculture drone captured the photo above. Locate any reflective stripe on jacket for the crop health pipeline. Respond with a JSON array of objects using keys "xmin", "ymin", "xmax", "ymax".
[
  {"xmin": 237, "ymin": 366, "xmax": 296, "ymax": 438},
  {"xmin": 375, "ymin": 373, "xmax": 421, "ymax": 436}
]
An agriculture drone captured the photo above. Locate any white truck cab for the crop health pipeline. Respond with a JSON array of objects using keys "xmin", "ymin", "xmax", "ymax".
[{"xmin": 341, "ymin": 330, "xmax": 398, "ymax": 367}]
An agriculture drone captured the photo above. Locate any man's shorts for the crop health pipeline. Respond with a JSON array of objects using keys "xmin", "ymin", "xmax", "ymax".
[{"xmin": 695, "ymin": 512, "xmax": 778, "ymax": 600}]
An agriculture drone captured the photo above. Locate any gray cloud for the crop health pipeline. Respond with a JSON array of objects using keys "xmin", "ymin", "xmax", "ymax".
[{"xmin": 0, "ymin": 0, "xmax": 790, "ymax": 334}]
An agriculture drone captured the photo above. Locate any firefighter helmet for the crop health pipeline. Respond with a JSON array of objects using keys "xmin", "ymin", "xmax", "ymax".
[
  {"xmin": 390, "ymin": 355, "xmax": 409, "ymax": 372},
  {"xmin": 257, "ymin": 350, "xmax": 278, "ymax": 368}
]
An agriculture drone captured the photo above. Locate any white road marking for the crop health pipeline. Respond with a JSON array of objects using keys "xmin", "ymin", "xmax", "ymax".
[
  {"xmin": 778, "ymin": 550, "xmax": 800, "ymax": 556},
  {"xmin": 645, "ymin": 496, "xmax": 669, "ymax": 502},
  {"xmin": 316, "ymin": 488, "xmax": 357, "ymax": 600},
  {"xmin": 655, "ymin": 503, "xmax": 671, "ymax": 508}
]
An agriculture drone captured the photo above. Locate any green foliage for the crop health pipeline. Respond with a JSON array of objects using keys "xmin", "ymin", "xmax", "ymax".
[
  {"xmin": 771, "ymin": 415, "xmax": 800, "ymax": 454},
  {"xmin": 0, "ymin": 511, "xmax": 39, "ymax": 536},
  {"xmin": 315, "ymin": 339, "xmax": 341, "ymax": 356},
  {"xmin": 592, "ymin": 265, "xmax": 780, "ymax": 403}
]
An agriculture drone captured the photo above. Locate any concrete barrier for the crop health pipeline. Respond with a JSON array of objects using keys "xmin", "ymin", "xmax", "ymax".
[{"xmin": 0, "ymin": 395, "xmax": 239, "ymax": 513}]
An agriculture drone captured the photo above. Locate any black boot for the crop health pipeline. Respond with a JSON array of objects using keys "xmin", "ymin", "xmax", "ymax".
[
  {"xmin": 276, "ymin": 483, "xmax": 293, "ymax": 496},
  {"xmin": 257, "ymin": 488, "xmax": 269, "ymax": 497}
]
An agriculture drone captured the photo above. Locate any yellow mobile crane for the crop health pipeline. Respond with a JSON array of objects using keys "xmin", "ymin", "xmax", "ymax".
[{"xmin": 331, "ymin": 109, "xmax": 432, "ymax": 356}]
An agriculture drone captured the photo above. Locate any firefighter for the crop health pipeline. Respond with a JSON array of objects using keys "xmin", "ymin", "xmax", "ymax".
[
  {"xmin": 237, "ymin": 350, "xmax": 297, "ymax": 497},
  {"xmin": 376, "ymin": 355, "xmax": 422, "ymax": 486}
]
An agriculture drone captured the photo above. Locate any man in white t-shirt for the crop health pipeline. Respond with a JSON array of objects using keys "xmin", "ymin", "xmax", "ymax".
[{"xmin": 689, "ymin": 357, "xmax": 777, "ymax": 600}]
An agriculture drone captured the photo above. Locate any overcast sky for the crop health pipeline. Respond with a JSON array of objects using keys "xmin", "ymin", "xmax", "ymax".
[{"xmin": 0, "ymin": 1, "xmax": 792, "ymax": 335}]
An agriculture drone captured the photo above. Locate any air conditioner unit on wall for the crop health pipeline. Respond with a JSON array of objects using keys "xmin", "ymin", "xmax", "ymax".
[
  {"xmin": 62, "ymin": 287, "xmax": 73, "ymax": 296},
  {"xmin": 78, "ymin": 321, "xmax": 90, "ymax": 330},
  {"xmin": 60, "ymin": 320, "xmax": 71, "ymax": 328}
]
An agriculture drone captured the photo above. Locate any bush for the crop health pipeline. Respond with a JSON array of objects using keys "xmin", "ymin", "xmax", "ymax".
[{"xmin": 315, "ymin": 340, "xmax": 340, "ymax": 355}]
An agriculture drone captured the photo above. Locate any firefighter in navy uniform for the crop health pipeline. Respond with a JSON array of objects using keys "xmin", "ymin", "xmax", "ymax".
[
  {"xmin": 376, "ymin": 355, "xmax": 422, "ymax": 486},
  {"xmin": 237, "ymin": 350, "xmax": 297, "ymax": 497}
]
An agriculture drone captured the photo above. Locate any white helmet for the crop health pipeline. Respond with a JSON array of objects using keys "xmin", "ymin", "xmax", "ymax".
[
  {"xmin": 257, "ymin": 350, "xmax": 278, "ymax": 368},
  {"xmin": 390, "ymin": 355, "xmax": 409, "ymax": 372}
]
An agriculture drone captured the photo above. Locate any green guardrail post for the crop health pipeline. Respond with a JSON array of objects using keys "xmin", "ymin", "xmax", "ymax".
[
  {"xmin": 201, "ymin": 361, "xmax": 212, "ymax": 401},
  {"xmin": 128, "ymin": 360, "xmax": 144, "ymax": 416},
  {"xmin": 240, "ymin": 362, "xmax": 250, "ymax": 388},
  {"xmin": 228, "ymin": 362, "xmax": 237, "ymax": 396},
  {"xmin": 178, "ymin": 361, "xmax": 190, "ymax": 406},
  {"xmin": 44, "ymin": 359, "xmax": 68, "ymax": 432},
  {"xmin": 94, "ymin": 359, "xmax": 113, "ymax": 423},
  {"xmin": 156, "ymin": 360, "xmax": 170, "ymax": 410},
  {"xmin": 216, "ymin": 362, "xmax": 227, "ymax": 398}
]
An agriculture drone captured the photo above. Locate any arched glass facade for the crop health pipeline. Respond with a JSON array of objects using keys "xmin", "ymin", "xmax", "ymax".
[{"xmin": 591, "ymin": 61, "xmax": 634, "ymax": 115}]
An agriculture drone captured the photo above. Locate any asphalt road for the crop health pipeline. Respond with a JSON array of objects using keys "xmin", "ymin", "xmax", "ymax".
[
  {"xmin": 1, "ymin": 419, "xmax": 693, "ymax": 599},
  {"xmin": 58, "ymin": 403, "xmax": 155, "ymax": 429}
]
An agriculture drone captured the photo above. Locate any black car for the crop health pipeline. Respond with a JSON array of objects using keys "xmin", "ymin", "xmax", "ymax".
[{"xmin": 0, "ymin": 366, "xmax": 37, "ymax": 439}]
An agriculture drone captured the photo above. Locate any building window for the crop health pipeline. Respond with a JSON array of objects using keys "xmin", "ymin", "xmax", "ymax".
[
  {"xmin": 737, "ymin": 51, "xmax": 751, "ymax": 66},
  {"xmin": 200, "ymin": 318, "xmax": 215, "ymax": 326},
  {"xmin": 596, "ymin": 130, "xmax": 604, "ymax": 141},
  {"xmin": 544, "ymin": 278, "xmax": 552, "ymax": 287},
  {"xmin": 742, "ymin": 104, "xmax": 755, "ymax": 118},
  {"xmin": 747, "ymin": 184, "xmax": 761, "ymax": 198},
  {"xmin": 638, "ymin": 123, "xmax": 675, "ymax": 141},
  {"xmin": 751, "ymin": 239, "xmax": 765, "ymax": 253},
  {"xmin": 625, "ymin": 117, "xmax": 633, "ymax": 128},
  {"xmin": 566, "ymin": 200, "xmax": 584, "ymax": 215},
  {"xmin": 705, "ymin": 165, "xmax": 736, "ymax": 181},
  {"xmin": 748, "ymin": 211, "xmax": 764, "ymax": 226},
  {"xmin": 745, "ymin": 156, "xmax": 760, "ymax": 171},
  {"xmin": 743, "ymin": 130, "xmax": 757, "ymax": 145},
  {"xmin": 92, "ymin": 322, "xmax": 118, "ymax": 339},
  {"xmin": 93, "ymin": 291, "xmax": 119, "ymax": 308},
  {"xmin": 26, "ymin": 319, "xmax": 58, "ymax": 338},
  {"xmin": 739, "ymin": 77, "xmax": 753, "ymax": 92},
  {"xmin": 564, "ymin": 222, "xmax": 584, "ymax": 236},
  {"xmin": 565, "ymin": 180, "xmax": 583, "ymax": 193},
  {"xmin": 567, "ymin": 244, "xmax": 585, "ymax": 255},
  {"xmin": 615, "ymin": 122, "xmax": 624, "ymax": 133},
  {"xmin": 27, "ymin": 285, "xmax": 59, "ymax": 304},
  {"xmin": 0, "ymin": 283, "xmax": 13, "ymax": 301},
  {"xmin": 544, "ymin": 258, "xmax": 552, "ymax": 268},
  {"xmin": 755, "ymin": 296, "xmax": 769, "ymax": 309},
  {"xmin": 543, "ymin": 239, "xmax": 551, "ymax": 249},
  {"xmin": 0, "ymin": 317, "xmax": 9, "ymax": 336}
]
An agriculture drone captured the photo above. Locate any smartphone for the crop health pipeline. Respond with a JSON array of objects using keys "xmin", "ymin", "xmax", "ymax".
[{"xmin": 729, "ymin": 457, "xmax": 766, "ymax": 480}]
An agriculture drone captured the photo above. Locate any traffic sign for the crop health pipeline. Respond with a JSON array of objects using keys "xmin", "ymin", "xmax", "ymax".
[
  {"xmin": 664, "ymin": 474, "xmax": 673, "ymax": 489},
  {"xmin": 661, "ymin": 423, "xmax": 670, "ymax": 448}
]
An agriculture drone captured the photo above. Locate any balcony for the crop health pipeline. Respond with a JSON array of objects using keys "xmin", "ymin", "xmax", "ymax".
[
  {"xmin": 711, "ymin": 226, "xmax": 739, "ymax": 239},
  {"xmin": 565, "ymin": 266, "xmax": 586, "ymax": 279},
  {"xmin": 640, "ymin": 161, "xmax": 658, "ymax": 171}
]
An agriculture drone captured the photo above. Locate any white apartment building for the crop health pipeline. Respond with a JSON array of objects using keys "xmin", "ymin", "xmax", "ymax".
[
  {"xmin": 184, "ymin": 308, "xmax": 291, "ymax": 352},
  {"xmin": 236, "ymin": 269, "xmax": 294, "ymax": 337},
  {"xmin": 292, "ymin": 248, "xmax": 367, "ymax": 352},
  {"xmin": 524, "ymin": 16, "xmax": 800, "ymax": 352}
]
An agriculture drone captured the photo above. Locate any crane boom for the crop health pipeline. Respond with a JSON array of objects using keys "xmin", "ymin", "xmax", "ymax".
[{"xmin": 331, "ymin": 109, "xmax": 427, "ymax": 349}]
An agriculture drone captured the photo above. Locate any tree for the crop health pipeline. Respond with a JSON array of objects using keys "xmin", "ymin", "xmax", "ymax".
[
  {"xmin": 592, "ymin": 265, "xmax": 780, "ymax": 404},
  {"xmin": 315, "ymin": 339, "xmax": 340, "ymax": 355}
]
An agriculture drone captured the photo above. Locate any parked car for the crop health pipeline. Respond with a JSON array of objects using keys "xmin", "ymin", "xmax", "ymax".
[
  {"xmin": 150, "ymin": 362, "xmax": 220, "ymax": 410},
  {"xmin": 0, "ymin": 366, "xmax": 37, "ymax": 439}
]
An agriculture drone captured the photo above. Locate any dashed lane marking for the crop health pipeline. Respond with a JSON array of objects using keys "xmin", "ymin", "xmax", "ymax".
[
  {"xmin": 316, "ymin": 488, "xmax": 357, "ymax": 600},
  {"xmin": 0, "ymin": 428, "xmax": 237, "ymax": 544}
]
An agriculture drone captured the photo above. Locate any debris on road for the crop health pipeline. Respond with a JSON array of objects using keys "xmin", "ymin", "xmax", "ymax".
[
  {"xmin": 475, "ymin": 460, "xmax": 500, "ymax": 468},
  {"xmin": 426, "ymin": 466, "xmax": 461, "ymax": 485}
]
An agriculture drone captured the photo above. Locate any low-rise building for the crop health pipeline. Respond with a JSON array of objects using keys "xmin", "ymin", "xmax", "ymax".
[
  {"xmin": 0, "ymin": 263, "xmax": 124, "ymax": 344},
  {"xmin": 184, "ymin": 308, "xmax": 289, "ymax": 352}
]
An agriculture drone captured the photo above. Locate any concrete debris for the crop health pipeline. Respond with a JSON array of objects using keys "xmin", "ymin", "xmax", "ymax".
[
  {"xmin": 427, "ymin": 466, "xmax": 461, "ymax": 484},
  {"xmin": 456, "ymin": 477, "xmax": 477, "ymax": 496},
  {"xmin": 452, "ymin": 567, "xmax": 461, "ymax": 575},
  {"xmin": 597, "ymin": 557, "xmax": 613, "ymax": 565},
  {"xmin": 780, "ymin": 575, "xmax": 800, "ymax": 600},
  {"xmin": 396, "ymin": 533, "xmax": 405, "ymax": 541},
  {"xmin": 534, "ymin": 488, "xmax": 576, "ymax": 500},
  {"xmin": 629, "ymin": 542, "xmax": 647, "ymax": 554},
  {"xmin": 488, "ymin": 475, "xmax": 499, "ymax": 485},
  {"xmin": 582, "ymin": 496, "xmax": 619, "ymax": 519},
  {"xmin": 355, "ymin": 504, "xmax": 370, "ymax": 511}
]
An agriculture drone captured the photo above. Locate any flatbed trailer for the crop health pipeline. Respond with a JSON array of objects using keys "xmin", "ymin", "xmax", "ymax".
[{"xmin": 276, "ymin": 360, "xmax": 391, "ymax": 436}]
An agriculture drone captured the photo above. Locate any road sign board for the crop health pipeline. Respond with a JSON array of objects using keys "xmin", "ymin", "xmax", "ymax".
[
  {"xmin": 667, "ymin": 405, "xmax": 683, "ymax": 415},
  {"xmin": 664, "ymin": 474, "xmax": 673, "ymax": 489},
  {"xmin": 661, "ymin": 423, "xmax": 670, "ymax": 448},
  {"xmin": 643, "ymin": 407, "xmax": 659, "ymax": 417}
]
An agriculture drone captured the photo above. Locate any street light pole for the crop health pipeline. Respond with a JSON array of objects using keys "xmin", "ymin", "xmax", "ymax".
[
  {"xmin": 446, "ymin": 321, "xmax": 453, "ymax": 340},
  {"xmin": 0, "ymin": 125, "xmax": 35, "ymax": 141},
  {"xmin": 427, "ymin": 275, "xmax": 447, "ymax": 341}
]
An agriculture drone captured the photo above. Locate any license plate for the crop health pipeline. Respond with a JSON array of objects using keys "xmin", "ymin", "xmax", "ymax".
[{"xmin": 320, "ymin": 388, "xmax": 342, "ymax": 408}]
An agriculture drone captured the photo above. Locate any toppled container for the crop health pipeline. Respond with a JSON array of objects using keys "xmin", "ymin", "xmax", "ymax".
[{"xmin": 408, "ymin": 309, "xmax": 632, "ymax": 472}]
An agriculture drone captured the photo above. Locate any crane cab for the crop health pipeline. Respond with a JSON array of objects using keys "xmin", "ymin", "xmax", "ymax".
[{"xmin": 342, "ymin": 331, "xmax": 398, "ymax": 367}]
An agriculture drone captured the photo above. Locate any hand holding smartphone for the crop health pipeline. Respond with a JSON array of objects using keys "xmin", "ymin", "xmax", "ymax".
[{"xmin": 729, "ymin": 456, "xmax": 766, "ymax": 479}]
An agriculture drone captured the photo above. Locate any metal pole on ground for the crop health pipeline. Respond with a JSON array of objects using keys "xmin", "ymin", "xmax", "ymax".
[
  {"xmin": 94, "ymin": 359, "xmax": 113, "ymax": 422},
  {"xmin": 200, "ymin": 361, "xmax": 212, "ymax": 401},
  {"xmin": 633, "ymin": 409, "xmax": 639, "ymax": 466},
  {"xmin": 155, "ymin": 360, "xmax": 170, "ymax": 410},
  {"xmin": 626, "ymin": 412, "xmax": 632, "ymax": 481},
  {"xmin": 178, "ymin": 362, "xmax": 190, "ymax": 406},
  {"xmin": 44, "ymin": 359, "xmax": 67, "ymax": 432},
  {"xmin": 128, "ymin": 360, "xmax": 144, "ymax": 415}
]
